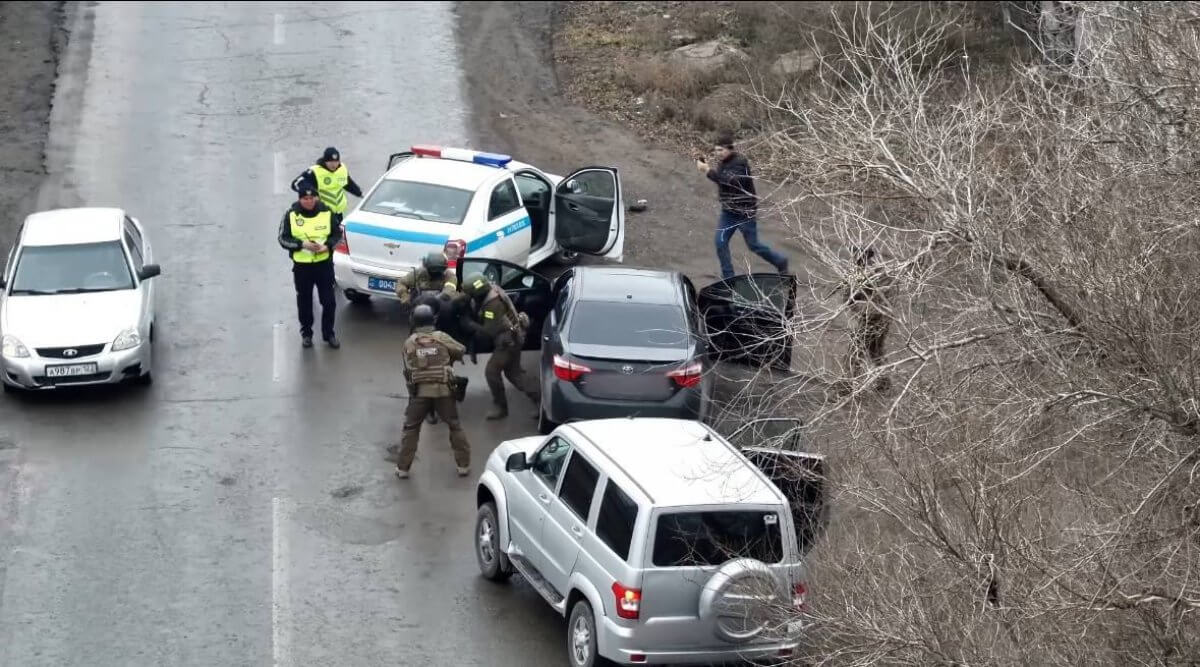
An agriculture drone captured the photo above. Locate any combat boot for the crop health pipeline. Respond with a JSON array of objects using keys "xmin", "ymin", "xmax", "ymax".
[{"xmin": 486, "ymin": 404, "xmax": 508, "ymax": 420}]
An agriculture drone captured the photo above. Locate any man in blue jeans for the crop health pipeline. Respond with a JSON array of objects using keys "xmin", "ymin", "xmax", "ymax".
[{"xmin": 696, "ymin": 131, "xmax": 789, "ymax": 279}]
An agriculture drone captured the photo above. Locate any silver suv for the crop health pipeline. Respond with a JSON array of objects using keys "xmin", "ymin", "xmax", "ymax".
[{"xmin": 473, "ymin": 418, "xmax": 826, "ymax": 666}]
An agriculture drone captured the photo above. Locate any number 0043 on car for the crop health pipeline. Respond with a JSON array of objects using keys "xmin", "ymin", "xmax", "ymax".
[
  {"xmin": 45, "ymin": 363, "xmax": 98, "ymax": 378},
  {"xmin": 367, "ymin": 276, "xmax": 396, "ymax": 292}
]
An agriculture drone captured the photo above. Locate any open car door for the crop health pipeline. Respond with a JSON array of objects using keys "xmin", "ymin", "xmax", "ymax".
[
  {"xmin": 453, "ymin": 257, "xmax": 553, "ymax": 353},
  {"xmin": 385, "ymin": 151, "xmax": 414, "ymax": 170},
  {"xmin": 725, "ymin": 417, "xmax": 827, "ymax": 557},
  {"xmin": 552, "ymin": 167, "xmax": 625, "ymax": 261},
  {"xmin": 698, "ymin": 273, "xmax": 798, "ymax": 371}
]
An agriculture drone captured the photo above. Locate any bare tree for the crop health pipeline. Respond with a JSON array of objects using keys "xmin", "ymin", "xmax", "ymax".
[{"xmin": 701, "ymin": 2, "xmax": 1200, "ymax": 664}]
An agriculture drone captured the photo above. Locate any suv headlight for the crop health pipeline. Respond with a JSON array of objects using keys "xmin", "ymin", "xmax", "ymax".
[
  {"xmin": 111, "ymin": 328, "xmax": 142, "ymax": 351},
  {"xmin": 2, "ymin": 334, "xmax": 29, "ymax": 358}
]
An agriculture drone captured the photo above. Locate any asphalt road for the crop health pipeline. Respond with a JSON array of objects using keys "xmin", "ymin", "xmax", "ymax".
[{"xmin": 0, "ymin": 3, "xmax": 567, "ymax": 665}]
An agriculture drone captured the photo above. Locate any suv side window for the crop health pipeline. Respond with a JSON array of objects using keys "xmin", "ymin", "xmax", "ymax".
[
  {"xmin": 595, "ymin": 479, "xmax": 638, "ymax": 561},
  {"xmin": 488, "ymin": 179, "xmax": 523, "ymax": 220},
  {"xmin": 558, "ymin": 451, "xmax": 600, "ymax": 519},
  {"xmin": 531, "ymin": 437, "xmax": 572, "ymax": 489}
]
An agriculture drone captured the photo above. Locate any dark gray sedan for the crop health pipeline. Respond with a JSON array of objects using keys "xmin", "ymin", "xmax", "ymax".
[{"xmin": 448, "ymin": 259, "xmax": 799, "ymax": 434}]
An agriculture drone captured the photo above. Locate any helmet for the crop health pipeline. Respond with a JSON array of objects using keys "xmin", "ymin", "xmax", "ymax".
[
  {"xmin": 411, "ymin": 304, "xmax": 436, "ymax": 328},
  {"xmin": 423, "ymin": 251, "xmax": 447, "ymax": 276},
  {"xmin": 462, "ymin": 273, "xmax": 491, "ymax": 299}
]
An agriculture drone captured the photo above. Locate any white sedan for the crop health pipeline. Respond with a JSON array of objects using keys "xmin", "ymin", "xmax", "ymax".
[
  {"xmin": 0, "ymin": 207, "xmax": 160, "ymax": 391},
  {"xmin": 332, "ymin": 145, "xmax": 626, "ymax": 303}
]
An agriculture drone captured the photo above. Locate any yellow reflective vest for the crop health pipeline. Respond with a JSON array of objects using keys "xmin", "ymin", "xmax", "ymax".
[
  {"xmin": 311, "ymin": 163, "xmax": 349, "ymax": 214},
  {"xmin": 290, "ymin": 209, "xmax": 333, "ymax": 263}
]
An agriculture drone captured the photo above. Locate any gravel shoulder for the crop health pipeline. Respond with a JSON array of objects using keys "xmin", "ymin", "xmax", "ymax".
[
  {"xmin": 0, "ymin": 1, "xmax": 69, "ymax": 256},
  {"xmin": 453, "ymin": 1, "xmax": 804, "ymax": 283}
]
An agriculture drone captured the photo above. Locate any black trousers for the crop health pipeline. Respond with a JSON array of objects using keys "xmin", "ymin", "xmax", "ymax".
[{"xmin": 293, "ymin": 260, "xmax": 336, "ymax": 339}]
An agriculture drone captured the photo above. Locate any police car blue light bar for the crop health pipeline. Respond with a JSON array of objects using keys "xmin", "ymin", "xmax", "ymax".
[{"xmin": 411, "ymin": 145, "xmax": 512, "ymax": 168}]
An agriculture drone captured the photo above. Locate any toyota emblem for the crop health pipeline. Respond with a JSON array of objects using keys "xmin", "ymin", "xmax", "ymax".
[
  {"xmin": 621, "ymin": 365, "xmax": 634, "ymax": 375},
  {"xmin": 63, "ymin": 348, "xmax": 78, "ymax": 358}
]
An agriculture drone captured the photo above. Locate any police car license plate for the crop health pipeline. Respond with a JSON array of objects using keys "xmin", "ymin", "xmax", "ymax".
[
  {"xmin": 45, "ymin": 362, "xmax": 98, "ymax": 378},
  {"xmin": 367, "ymin": 276, "xmax": 396, "ymax": 292}
]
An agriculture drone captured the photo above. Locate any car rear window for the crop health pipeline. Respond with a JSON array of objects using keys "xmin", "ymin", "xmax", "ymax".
[
  {"xmin": 567, "ymin": 301, "xmax": 689, "ymax": 349},
  {"xmin": 652, "ymin": 510, "xmax": 783, "ymax": 567},
  {"xmin": 361, "ymin": 180, "xmax": 473, "ymax": 225},
  {"xmin": 10, "ymin": 241, "xmax": 135, "ymax": 294}
]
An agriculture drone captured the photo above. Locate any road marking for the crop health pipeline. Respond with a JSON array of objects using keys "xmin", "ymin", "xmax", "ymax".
[
  {"xmin": 273, "ymin": 151, "xmax": 286, "ymax": 195},
  {"xmin": 272, "ymin": 323, "xmax": 285, "ymax": 383},
  {"xmin": 272, "ymin": 496, "xmax": 292, "ymax": 667},
  {"xmin": 274, "ymin": 14, "xmax": 285, "ymax": 45}
]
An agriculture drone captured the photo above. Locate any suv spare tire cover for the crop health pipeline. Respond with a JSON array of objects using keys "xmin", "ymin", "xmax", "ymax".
[{"xmin": 698, "ymin": 558, "xmax": 786, "ymax": 644}]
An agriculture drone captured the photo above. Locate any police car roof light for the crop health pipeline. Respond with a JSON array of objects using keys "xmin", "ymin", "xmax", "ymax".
[{"xmin": 409, "ymin": 145, "xmax": 512, "ymax": 168}]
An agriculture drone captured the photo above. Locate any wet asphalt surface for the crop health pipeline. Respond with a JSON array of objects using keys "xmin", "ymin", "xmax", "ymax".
[{"xmin": 0, "ymin": 3, "xmax": 568, "ymax": 665}]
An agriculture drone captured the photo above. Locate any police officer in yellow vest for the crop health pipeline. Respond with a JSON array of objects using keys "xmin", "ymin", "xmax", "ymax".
[
  {"xmin": 396, "ymin": 304, "xmax": 472, "ymax": 479},
  {"xmin": 290, "ymin": 146, "xmax": 363, "ymax": 216},
  {"xmin": 277, "ymin": 184, "xmax": 343, "ymax": 348}
]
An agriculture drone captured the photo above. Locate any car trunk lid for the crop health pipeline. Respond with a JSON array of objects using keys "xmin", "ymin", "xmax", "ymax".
[
  {"xmin": 566, "ymin": 343, "xmax": 691, "ymax": 401},
  {"xmin": 342, "ymin": 210, "xmax": 450, "ymax": 271}
]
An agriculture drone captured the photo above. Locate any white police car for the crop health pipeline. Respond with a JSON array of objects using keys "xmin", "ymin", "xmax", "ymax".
[{"xmin": 333, "ymin": 146, "xmax": 626, "ymax": 304}]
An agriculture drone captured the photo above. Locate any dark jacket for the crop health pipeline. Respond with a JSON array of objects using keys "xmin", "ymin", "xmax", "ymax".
[
  {"xmin": 290, "ymin": 167, "xmax": 363, "ymax": 198},
  {"xmin": 706, "ymin": 152, "xmax": 757, "ymax": 215},
  {"xmin": 277, "ymin": 201, "xmax": 344, "ymax": 263}
]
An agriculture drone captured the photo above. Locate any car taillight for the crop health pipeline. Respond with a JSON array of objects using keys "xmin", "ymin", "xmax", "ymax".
[
  {"xmin": 553, "ymin": 355, "xmax": 591, "ymax": 382},
  {"xmin": 443, "ymin": 239, "xmax": 465, "ymax": 268},
  {"xmin": 334, "ymin": 229, "xmax": 349, "ymax": 254},
  {"xmin": 792, "ymin": 582, "xmax": 807, "ymax": 610},
  {"xmin": 666, "ymin": 361, "xmax": 702, "ymax": 388},
  {"xmin": 612, "ymin": 582, "xmax": 641, "ymax": 620}
]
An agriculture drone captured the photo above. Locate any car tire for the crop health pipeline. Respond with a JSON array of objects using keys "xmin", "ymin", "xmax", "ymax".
[
  {"xmin": 2, "ymin": 382, "xmax": 15, "ymax": 395},
  {"xmin": 475, "ymin": 502, "xmax": 514, "ymax": 582},
  {"xmin": 567, "ymin": 599, "xmax": 609, "ymax": 667},
  {"xmin": 553, "ymin": 249, "xmax": 580, "ymax": 266},
  {"xmin": 537, "ymin": 407, "xmax": 558, "ymax": 435},
  {"xmin": 135, "ymin": 371, "xmax": 153, "ymax": 387},
  {"xmin": 344, "ymin": 289, "xmax": 371, "ymax": 305}
]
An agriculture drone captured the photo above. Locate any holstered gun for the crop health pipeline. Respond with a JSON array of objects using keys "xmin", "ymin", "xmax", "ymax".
[{"xmin": 450, "ymin": 375, "xmax": 469, "ymax": 403}]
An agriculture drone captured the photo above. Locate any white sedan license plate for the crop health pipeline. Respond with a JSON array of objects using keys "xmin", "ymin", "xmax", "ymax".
[
  {"xmin": 45, "ymin": 363, "xmax": 98, "ymax": 378},
  {"xmin": 367, "ymin": 276, "xmax": 396, "ymax": 292}
]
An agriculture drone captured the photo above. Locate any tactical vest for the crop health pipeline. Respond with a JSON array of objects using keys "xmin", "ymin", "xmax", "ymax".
[
  {"xmin": 311, "ymin": 163, "xmax": 349, "ymax": 214},
  {"xmin": 289, "ymin": 209, "xmax": 333, "ymax": 263},
  {"xmin": 405, "ymin": 333, "xmax": 451, "ymax": 385}
]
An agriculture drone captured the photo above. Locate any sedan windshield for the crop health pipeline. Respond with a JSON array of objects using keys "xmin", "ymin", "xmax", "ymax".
[
  {"xmin": 568, "ymin": 301, "xmax": 690, "ymax": 349},
  {"xmin": 361, "ymin": 180, "xmax": 474, "ymax": 224},
  {"xmin": 10, "ymin": 241, "xmax": 135, "ymax": 295}
]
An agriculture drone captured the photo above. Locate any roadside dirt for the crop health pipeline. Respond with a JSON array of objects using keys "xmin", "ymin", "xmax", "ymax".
[
  {"xmin": 0, "ymin": 1, "xmax": 68, "ymax": 257},
  {"xmin": 454, "ymin": 1, "xmax": 805, "ymax": 285}
]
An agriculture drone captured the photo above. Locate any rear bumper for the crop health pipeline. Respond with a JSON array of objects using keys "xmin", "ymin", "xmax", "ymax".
[
  {"xmin": 545, "ymin": 376, "xmax": 705, "ymax": 423},
  {"xmin": 332, "ymin": 253, "xmax": 414, "ymax": 301},
  {"xmin": 599, "ymin": 615, "xmax": 802, "ymax": 665},
  {"xmin": 2, "ymin": 341, "xmax": 151, "ymax": 390}
]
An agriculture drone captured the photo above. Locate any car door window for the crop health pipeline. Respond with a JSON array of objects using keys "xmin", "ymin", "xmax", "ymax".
[
  {"xmin": 595, "ymin": 479, "xmax": 638, "ymax": 561},
  {"xmin": 124, "ymin": 230, "xmax": 144, "ymax": 271},
  {"xmin": 488, "ymin": 179, "xmax": 523, "ymax": 221},
  {"xmin": 562, "ymin": 171, "xmax": 615, "ymax": 198},
  {"xmin": 557, "ymin": 451, "xmax": 600, "ymax": 520},
  {"xmin": 531, "ymin": 437, "xmax": 572, "ymax": 490}
]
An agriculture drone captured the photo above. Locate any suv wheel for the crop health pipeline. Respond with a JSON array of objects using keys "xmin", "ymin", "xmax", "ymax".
[
  {"xmin": 475, "ymin": 502, "xmax": 513, "ymax": 581},
  {"xmin": 567, "ymin": 599, "xmax": 608, "ymax": 667}
]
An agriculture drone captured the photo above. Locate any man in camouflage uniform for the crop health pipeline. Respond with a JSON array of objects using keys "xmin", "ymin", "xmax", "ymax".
[
  {"xmin": 458, "ymin": 273, "xmax": 540, "ymax": 420},
  {"xmin": 396, "ymin": 304, "xmax": 471, "ymax": 479},
  {"xmin": 395, "ymin": 251, "xmax": 458, "ymax": 329},
  {"xmin": 844, "ymin": 246, "xmax": 892, "ymax": 393}
]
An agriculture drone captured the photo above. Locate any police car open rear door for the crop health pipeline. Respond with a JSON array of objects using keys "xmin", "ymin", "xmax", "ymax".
[
  {"xmin": 552, "ymin": 167, "xmax": 625, "ymax": 261},
  {"xmin": 453, "ymin": 257, "xmax": 553, "ymax": 353},
  {"xmin": 698, "ymin": 273, "xmax": 798, "ymax": 371}
]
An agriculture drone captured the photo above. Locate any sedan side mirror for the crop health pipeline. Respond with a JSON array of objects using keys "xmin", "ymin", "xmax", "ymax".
[
  {"xmin": 505, "ymin": 452, "xmax": 529, "ymax": 472},
  {"xmin": 138, "ymin": 264, "xmax": 161, "ymax": 280}
]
